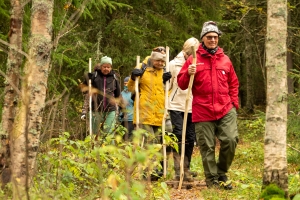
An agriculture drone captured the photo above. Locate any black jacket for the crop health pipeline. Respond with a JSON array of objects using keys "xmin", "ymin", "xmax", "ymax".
[{"xmin": 82, "ymin": 70, "xmax": 121, "ymax": 113}]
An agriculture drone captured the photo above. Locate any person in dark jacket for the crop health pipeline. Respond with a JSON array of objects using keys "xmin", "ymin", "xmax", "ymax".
[
  {"xmin": 177, "ymin": 21, "xmax": 239, "ymax": 190},
  {"xmin": 81, "ymin": 56, "xmax": 121, "ymax": 135}
]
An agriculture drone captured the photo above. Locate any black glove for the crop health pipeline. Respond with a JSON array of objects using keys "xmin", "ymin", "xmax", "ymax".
[
  {"xmin": 131, "ymin": 69, "xmax": 144, "ymax": 80},
  {"xmin": 163, "ymin": 72, "xmax": 172, "ymax": 84},
  {"xmin": 88, "ymin": 73, "xmax": 93, "ymax": 79}
]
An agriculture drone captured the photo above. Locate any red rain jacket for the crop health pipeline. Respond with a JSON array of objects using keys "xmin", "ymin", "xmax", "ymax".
[{"xmin": 177, "ymin": 45, "xmax": 239, "ymax": 123}]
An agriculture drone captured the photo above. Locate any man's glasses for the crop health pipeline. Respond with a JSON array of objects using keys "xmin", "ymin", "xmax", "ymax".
[
  {"xmin": 205, "ymin": 36, "xmax": 219, "ymax": 40},
  {"xmin": 153, "ymin": 47, "xmax": 166, "ymax": 53}
]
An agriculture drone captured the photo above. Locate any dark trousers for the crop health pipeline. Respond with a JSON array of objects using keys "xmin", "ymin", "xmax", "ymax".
[
  {"xmin": 195, "ymin": 108, "xmax": 238, "ymax": 185},
  {"xmin": 122, "ymin": 121, "xmax": 134, "ymax": 141},
  {"xmin": 169, "ymin": 110, "xmax": 195, "ymax": 169}
]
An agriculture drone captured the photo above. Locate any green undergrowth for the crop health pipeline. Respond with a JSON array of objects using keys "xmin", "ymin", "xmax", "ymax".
[
  {"xmin": 1, "ymin": 111, "xmax": 300, "ymax": 199},
  {"xmin": 31, "ymin": 130, "xmax": 176, "ymax": 200},
  {"xmin": 190, "ymin": 110, "xmax": 300, "ymax": 200}
]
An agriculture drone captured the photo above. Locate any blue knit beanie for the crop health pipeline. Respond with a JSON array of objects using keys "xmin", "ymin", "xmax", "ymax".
[{"xmin": 124, "ymin": 76, "xmax": 130, "ymax": 82}]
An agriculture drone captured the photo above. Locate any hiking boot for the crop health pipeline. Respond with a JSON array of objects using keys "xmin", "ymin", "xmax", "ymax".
[
  {"xmin": 218, "ymin": 175, "xmax": 233, "ymax": 190},
  {"xmin": 150, "ymin": 169, "xmax": 163, "ymax": 181},
  {"xmin": 188, "ymin": 170, "xmax": 198, "ymax": 177},
  {"xmin": 184, "ymin": 170, "xmax": 194, "ymax": 182},
  {"xmin": 175, "ymin": 171, "xmax": 194, "ymax": 182},
  {"xmin": 206, "ymin": 180, "xmax": 220, "ymax": 189}
]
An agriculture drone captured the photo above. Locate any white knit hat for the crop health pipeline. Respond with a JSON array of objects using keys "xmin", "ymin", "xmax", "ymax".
[
  {"xmin": 182, "ymin": 37, "xmax": 200, "ymax": 56},
  {"xmin": 150, "ymin": 47, "xmax": 166, "ymax": 61},
  {"xmin": 200, "ymin": 21, "xmax": 222, "ymax": 39}
]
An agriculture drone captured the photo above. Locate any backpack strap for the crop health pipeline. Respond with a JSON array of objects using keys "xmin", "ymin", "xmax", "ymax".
[{"xmin": 140, "ymin": 57, "xmax": 151, "ymax": 78}]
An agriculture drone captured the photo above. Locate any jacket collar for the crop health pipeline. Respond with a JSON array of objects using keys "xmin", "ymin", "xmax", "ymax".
[
  {"xmin": 96, "ymin": 70, "xmax": 115, "ymax": 77},
  {"xmin": 197, "ymin": 45, "xmax": 224, "ymax": 57}
]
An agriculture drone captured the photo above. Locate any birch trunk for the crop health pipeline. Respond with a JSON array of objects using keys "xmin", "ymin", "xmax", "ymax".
[
  {"xmin": 10, "ymin": 0, "xmax": 54, "ymax": 198},
  {"xmin": 0, "ymin": 0, "xmax": 23, "ymax": 182},
  {"xmin": 264, "ymin": 0, "xmax": 288, "ymax": 196}
]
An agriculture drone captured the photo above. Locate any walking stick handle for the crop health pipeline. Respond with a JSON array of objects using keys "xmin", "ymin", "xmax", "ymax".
[
  {"xmin": 88, "ymin": 58, "xmax": 92, "ymax": 136},
  {"xmin": 162, "ymin": 46, "xmax": 170, "ymax": 178},
  {"xmin": 178, "ymin": 46, "xmax": 196, "ymax": 189},
  {"xmin": 135, "ymin": 56, "xmax": 140, "ymax": 129}
]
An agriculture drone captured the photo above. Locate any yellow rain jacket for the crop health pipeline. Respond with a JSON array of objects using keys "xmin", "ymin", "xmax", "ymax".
[{"xmin": 127, "ymin": 56, "xmax": 165, "ymax": 126}]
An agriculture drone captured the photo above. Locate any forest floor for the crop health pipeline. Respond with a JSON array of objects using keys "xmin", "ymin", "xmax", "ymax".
[
  {"xmin": 166, "ymin": 142, "xmax": 253, "ymax": 200},
  {"xmin": 164, "ymin": 147, "xmax": 211, "ymax": 200},
  {"xmin": 169, "ymin": 186, "xmax": 206, "ymax": 200}
]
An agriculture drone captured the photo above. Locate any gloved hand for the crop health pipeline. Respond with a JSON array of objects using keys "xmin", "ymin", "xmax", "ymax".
[
  {"xmin": 163, "ymin": 72, "xmax": 172, "ymax": 84},
  {"xmin": 81, "ymin": 114, "xmax": 86, "ymax": 121},
  {"xmin": 88, "ymin": 73, "xmax": 93, "ymax": 79},
  {"xmin": 131, "ymin": 69, "xmax": 144, "ymax": 80}
]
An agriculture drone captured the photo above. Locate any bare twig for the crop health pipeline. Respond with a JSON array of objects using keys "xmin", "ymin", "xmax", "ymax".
[
  {"xmin": 44, "ymin": 88, "xmax": 68, "ymax": 107},
  {"xmin": 287, "ymin": 144, "xmax": 300, "ymax": 153},
  {"xmin": 0, "ymin": 69, "xmax": 22, "ymax": 96},
  {"xmin": 21, "ymin": 0, "xmax": 32, "ymax": 8},
  {"xmin": 0, "ymin": 38, "xmax": 29, "ymax": 60}
]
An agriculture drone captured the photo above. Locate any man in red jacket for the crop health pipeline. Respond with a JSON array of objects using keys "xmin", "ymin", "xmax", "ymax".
[{"xmin": 177, "ymin": 21, "xmax": 239, "ymax": 190}]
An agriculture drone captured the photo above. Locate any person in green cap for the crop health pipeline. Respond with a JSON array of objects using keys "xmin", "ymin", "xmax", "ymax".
[{"xmin": 81, "ymin": 56, "xmax": 121, "ymax": 137}]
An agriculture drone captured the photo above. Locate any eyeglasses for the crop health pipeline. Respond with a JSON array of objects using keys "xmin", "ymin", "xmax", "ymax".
[
  {"xmin": 153, "ymin": 47, "xmax": 166, "ymax": 53},
  {"xmin": 205, "ymin": 36, "xmax": 219, "ymax": 40}
]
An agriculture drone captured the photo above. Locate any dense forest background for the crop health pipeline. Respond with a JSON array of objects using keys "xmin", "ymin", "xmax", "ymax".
[
  {"xmin": 0, "ymin": 0, "xmax": 299, "ymax": 138},
  {"xmin": 0, "ymin": 0, "xmax": 300, "ymax": 199}
]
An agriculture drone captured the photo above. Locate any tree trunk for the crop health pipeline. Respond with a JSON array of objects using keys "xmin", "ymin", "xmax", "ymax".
[
  {"xmin": 263, "ymin": 0, "xmax": 288, "ymax": 197},
  {"xmin": 286, "ymin": 5, "xmax": 293, "ymax": 114},
  {"xmin": 10, "ymin": 0, "xmax": 54, "ymax": 198},
  {"xmin": 242, "ymin": 8, "xmax": 254, "ymax": 114},
  {"xmin": 0, "ymin": 0, "xmax": 23, "ymax": 187}
]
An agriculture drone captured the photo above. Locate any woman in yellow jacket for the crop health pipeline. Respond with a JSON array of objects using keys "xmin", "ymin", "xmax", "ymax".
[
  {"xmin": 128, "ymin": 47, "xmax": 171, "ymax": 141},
  {"xmin": 127, "ymin": 46, "xmax": 172, "ymax": 180},
  {"xmin": 127, "ymin": 47, "xmax": 171, "ymax": 144}
]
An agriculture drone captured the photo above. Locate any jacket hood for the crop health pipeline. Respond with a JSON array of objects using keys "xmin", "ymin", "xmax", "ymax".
[
  {"xmin": 172, "ymin": 51, "xmax": 186, "ymax": 66},
  {"xmin": 143, "ymin": 56, "xmax": 151, "ymax": 66}
]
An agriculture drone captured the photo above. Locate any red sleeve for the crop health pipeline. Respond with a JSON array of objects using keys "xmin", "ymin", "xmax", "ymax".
[
  {"xmin": 177, "ymin": 56, "xmax": 193, "ymax": 90},
  {"xmin": 228, "ymin": 63, "xmax": 239, "ymax": 110}
]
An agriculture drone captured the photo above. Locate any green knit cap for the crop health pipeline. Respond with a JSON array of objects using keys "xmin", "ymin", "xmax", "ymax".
[{"xmin": 100, "ymin": 56, "xmax": 112, "ymax": 65}]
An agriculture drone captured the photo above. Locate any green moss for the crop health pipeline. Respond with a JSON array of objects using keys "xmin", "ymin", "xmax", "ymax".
[{"xmin": 260, "ymin": 184, "xmax": 286, "ymax": 200}]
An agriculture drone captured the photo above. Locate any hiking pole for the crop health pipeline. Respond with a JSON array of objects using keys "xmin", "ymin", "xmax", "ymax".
[
  {"xmin": 161, "ymin": 46, "xmax": 170, "ymax": 178},
  {"xmin": 89, "ymin": 58, "xmax": 93, "ymax": 136},
  {"xmin": 178, "ymin": 46, "xmax": 196, "ymax": 190},
  {"xmin": 135, "ymin": 56, "xmax": 144, "ymax": 146}
]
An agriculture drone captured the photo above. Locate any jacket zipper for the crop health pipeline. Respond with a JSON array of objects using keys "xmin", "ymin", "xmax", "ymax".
[
  {"xmin": 171, "ymin": 88, "xmax": 178, "ymax": 101},
  {"xmin": 104, "ymin": 77, "xmax": 106, "ymax": 109}
]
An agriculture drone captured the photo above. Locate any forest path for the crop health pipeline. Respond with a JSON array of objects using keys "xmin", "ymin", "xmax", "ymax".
[
  {"xmin": 169, "ymin": 183, "xmax": 206, "ymax": 200},
  {"xmin": 165, "ymin": 147, "xmax": 207, "ymax": 200}
]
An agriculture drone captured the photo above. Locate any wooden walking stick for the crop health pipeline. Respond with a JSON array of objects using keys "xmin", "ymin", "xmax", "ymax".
[
  {"xmin": 161, "ymin": 46, "xmax": 170, "ymax": 178},
  {"xmin": 88, "ymin": 58, "xmax": 93, "ymax": 136},
  {"xmin": 135, "ymin": 56, "xmax": 145, "ymax": 180},
  {"xmin": 178, "ymin": 46, "xmax": 196, "ymax": 189},
  {"xmin": 134, "ymin": 56, "xmax": 144, "ymax": 146}
]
